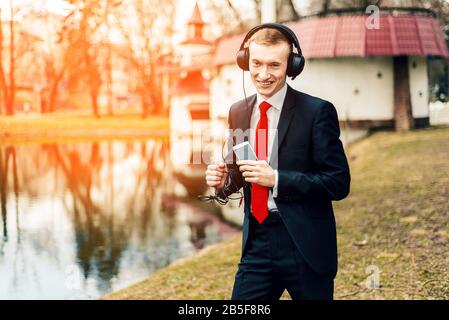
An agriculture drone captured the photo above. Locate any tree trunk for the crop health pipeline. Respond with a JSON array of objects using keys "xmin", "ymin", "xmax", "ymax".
[
  {"xmin": 277, "ymin": 0, "xmax": 299, "ymax": 21},
  {"xmin": 5, "ymin": 94, "xmax": 13, "ymax": 116},
  {"xmin": 90, "ymin": 86, "xmax": 100, "ymax": 118},
  {"xmin": 0, "ymin": 76, "xmax": 2, "ymax": 115},
  {"xmin": 0, "ymin": 5, "xmax": 14, "ymax": 116},
  {"xmin": 88, "ymin": 67, "xmax": 101, "ymax": 118},
  {"xmin": 226, "ymin": 0, "xmax": 246, "ymax": 31},
  {"xmin": 40, "ymin": 90, "xmax": 48, "ymax": 113},
  {"xmin": 393, "ymin": 56, "xmax": 414, "ymax": 131},
  {"xmin": 254, "ymin": 0, "xmax": 262, "ymax": 24},
  {"xmin": 322, "ymin": 0, "xmax": 331, "ymax": 15},
  {"xmin": 47, "ymin": 71, "xmax": 65, "ymax": 113},
  {"xmin": 0, "ymin": 8, "xmax": 3, "ymax": 114},
  {"xmin": 48, "ymin": 79, "xmax": 59, "ymax": 113},
  {"xmin": 140, "ymin": 92, "xmax": 150, "ymax": 119}
]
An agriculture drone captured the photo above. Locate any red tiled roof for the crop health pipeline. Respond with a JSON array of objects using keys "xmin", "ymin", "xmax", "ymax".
[
  {"xmin": 365, "ymin": 16, "xmax": 393, "ymax": 55},
  {"xmin": 213, "ymin": 15, "xmax": 449, "ymax": 66}
]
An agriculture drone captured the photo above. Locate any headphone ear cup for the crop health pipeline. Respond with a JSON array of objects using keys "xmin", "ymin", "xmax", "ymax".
[
  {"xmin": 236, "ymin": 48, "xmax": 250, "ymax": 71},
  {"xmin": 297, "ymin": 54, "xmax": 305, "ymax": 76},
  {"xmin": 287, "ymin": 53, "xmax": 305, "ymax": 78}
]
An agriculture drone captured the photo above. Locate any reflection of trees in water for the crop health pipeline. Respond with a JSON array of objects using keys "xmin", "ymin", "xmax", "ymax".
[
  {"xmin": 0, "ymin": 139, "xmax": 235, "ymax": 298},
  {"xmin": 140, "ymin": 140, "xmax": 175, "ymax": 241},
  {"xmin": 46, "ymin": 142, "xmax": 123, "ymax": 291},
  {"xmin": 0, "ymin": 149, "xmax": 7, "ymax": 242},
  {"xmin": 189, "ymin": 219, "xmax": 211, "ymax": 250},
  {"xmin": 1, "ymin": 139, "xmax": 181, "ymax": 295},
  {"xmin": 44, "ymin": 139, "xmax": 174, "ymax": 293},
  {"xmin": 0, "ymin": 145, "xmax": 26, "ymax": 293},
  {"xmin": 0, "ymin": 146, "xmax": 20, "ymax": 243}
]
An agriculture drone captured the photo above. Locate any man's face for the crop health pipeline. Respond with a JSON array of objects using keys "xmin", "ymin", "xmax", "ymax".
[{"xmin": 248, "ymin": 41, "xmax": 290, "ymax": 99}]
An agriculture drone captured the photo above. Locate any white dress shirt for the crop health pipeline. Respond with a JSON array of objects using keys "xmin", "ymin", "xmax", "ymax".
[{"xmin": 249, "ymin": 83, "xmax": 287, "ymax": 211}]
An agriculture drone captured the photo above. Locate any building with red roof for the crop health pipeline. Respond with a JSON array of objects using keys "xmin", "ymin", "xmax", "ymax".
[{"xmin": 168, "ymin": 2, "xmax": 212, "ymax": 131}]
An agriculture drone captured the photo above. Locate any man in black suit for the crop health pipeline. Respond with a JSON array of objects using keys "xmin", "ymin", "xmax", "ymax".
[{"xmin": 205, "ymin": 24, "xmax": 350, "ymax": 300}]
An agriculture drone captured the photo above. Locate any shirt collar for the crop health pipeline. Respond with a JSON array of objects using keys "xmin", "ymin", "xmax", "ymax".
[{"xmin": 256, "ymin": 82, "xmax": 288, "ymax": 111}]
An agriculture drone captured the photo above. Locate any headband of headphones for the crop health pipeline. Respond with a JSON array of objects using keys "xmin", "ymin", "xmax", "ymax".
[{"xmin": 239, "ymin": 23, "xmax": 302, "ymax": 56}]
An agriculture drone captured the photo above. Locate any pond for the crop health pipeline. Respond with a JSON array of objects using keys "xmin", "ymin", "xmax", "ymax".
[{"xmin": 0, "ymin": 139, "xmax": 239, "ymax": 299}]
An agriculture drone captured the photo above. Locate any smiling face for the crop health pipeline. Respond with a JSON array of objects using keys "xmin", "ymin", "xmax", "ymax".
[{"xmin": 248, "ymin": 40, "xmax": 291, "ymax": 99}]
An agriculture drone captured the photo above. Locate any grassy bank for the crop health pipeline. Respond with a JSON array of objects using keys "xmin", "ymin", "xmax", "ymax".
[
  {"xmin": 0, "ymin": 113, "xmax": 169, "ymax": 144},
  {"xmin": 104, "ymin": 126, "xmax": 449, "ymax": 300}
]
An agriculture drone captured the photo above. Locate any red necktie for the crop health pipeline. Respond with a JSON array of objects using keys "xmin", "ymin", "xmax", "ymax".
[{"xmin": 251, "ymin": 101, "xmax": 271, "ymax": 224}]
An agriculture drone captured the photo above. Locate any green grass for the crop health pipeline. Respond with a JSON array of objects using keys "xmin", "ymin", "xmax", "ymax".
[
  {"xmin": 0, "ymin": 113, "xmax": 169, "ymax": 144},
  {"xmin": 104, "ymin": 125, "xmax": 449, "ymax": 300}
]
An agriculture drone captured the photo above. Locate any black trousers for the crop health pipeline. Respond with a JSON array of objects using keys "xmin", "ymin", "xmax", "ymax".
[{"xmin": 231, "ymin": 213, "xmax": 334, "ymax": 300}]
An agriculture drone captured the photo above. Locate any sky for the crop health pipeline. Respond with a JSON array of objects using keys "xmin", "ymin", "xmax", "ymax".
[
  {"xmin": 0, "ymin": 0, "xmax": 204, "ymax": 44},
  {"xmin": 0, "ymin": 0, "xmax": 73, "ymax": 18}
]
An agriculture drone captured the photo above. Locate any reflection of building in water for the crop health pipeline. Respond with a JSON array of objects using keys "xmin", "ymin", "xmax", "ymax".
[{"xmin": 160, "ymin": 2, "xmax": 215, "ymax": 197}]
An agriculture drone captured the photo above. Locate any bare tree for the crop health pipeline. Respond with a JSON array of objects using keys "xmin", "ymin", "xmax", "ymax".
[
  {"xmin": 63, "ymin": 0, "xmax": 106, "ymax": 117},
  {"xmin": 41, "ymin": 11, "xmax": 75, "ymax": 113},
  {"xmin": 226, "ymin": 0, "xmax": 246, "ymax": 30},
  {"xmin": 204, "ymin": 0, "xmax": 260, "ymax": 36},
  {"xmin": 24, "ymin": 4, "xmax": 81, "ymax": 114},
  {"xmin": 277, "ymin": 0, "xmax": 300, "ymax": 22},
  {"xmin": 8, "ymin": 1, "xmax": 14, "ymax": 116},
  {"xmin": 205, "ymin": 0, "xmax": 301, "ymax": 36},
  {"xmin": 0, "ymin": 9, "xmax": 4, "ymax": 114},
  {"xmin": 36, "ymin": 0, "xmax": 109, "ymax": 116},
  {"xmin": 0, "ymin": 2, "xmax": 16, "ymax": 116},
  {"xmin": 203, "ymin": 0, "xmax": 245, "ymax": 35},
  {"xmin": 114, "ymin": 0, "xmax": 176, "ymax": 117}
]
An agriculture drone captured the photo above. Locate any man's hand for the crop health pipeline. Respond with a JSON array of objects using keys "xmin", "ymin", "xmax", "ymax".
[
  {"xmin": 205, "ymin": 163, "xmax": 228, "ymax": 189},
  {"xmin": 237, "ymin": 160, "xmax": 275, "ymax": 187}
]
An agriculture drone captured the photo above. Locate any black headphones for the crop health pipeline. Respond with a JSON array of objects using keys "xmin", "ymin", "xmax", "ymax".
[{"xmin": 236, "ymin": 23, "xmax": 305, "ymax": 80}]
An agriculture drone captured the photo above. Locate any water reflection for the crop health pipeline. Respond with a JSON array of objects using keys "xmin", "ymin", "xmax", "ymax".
[{"xmin": 0, "ymin": 140, "xmax": 237, "ymax": 299}]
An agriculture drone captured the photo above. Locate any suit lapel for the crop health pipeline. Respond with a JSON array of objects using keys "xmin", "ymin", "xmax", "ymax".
[
  {"xmin": 276, "ymin": 85, "xmax": 296, "ymax": 148},
  {"xmin": 241, "ymin": 94, "xmax": 257, "ymax": 141},
  {"xmin": 269, "ymin": 85, "xmax": 296, "ymax": 168},
  {"xmin": 238, "ymin": 94, "xmax": 256, "ymax": 192}
]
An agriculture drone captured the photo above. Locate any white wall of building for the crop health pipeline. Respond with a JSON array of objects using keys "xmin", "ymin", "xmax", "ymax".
[
  {"xmin": 409, "ymin": 56, "xmax": 429, "ymax": 118},
  {"xmin": 292, "ymin": 56, "xmax": 394, "ymax": 121},
  {"xmin": 180, "ymin": 44, "xmax": 212, "ymax": 67},
  {"xmin": 429, "ymin": 101, "xmax": 449, "ymax": 125}
]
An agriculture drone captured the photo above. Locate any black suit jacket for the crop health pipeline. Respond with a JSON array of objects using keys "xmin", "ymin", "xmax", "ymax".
[{"xmin": 217, "ymin": 84, "xmax": 351, "ymax": 276}]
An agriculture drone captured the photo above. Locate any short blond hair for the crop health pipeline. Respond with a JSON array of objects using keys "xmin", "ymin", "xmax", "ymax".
[{"xmin": 247, "ymin": 28, "xmax": 292, "ymax": 50}]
